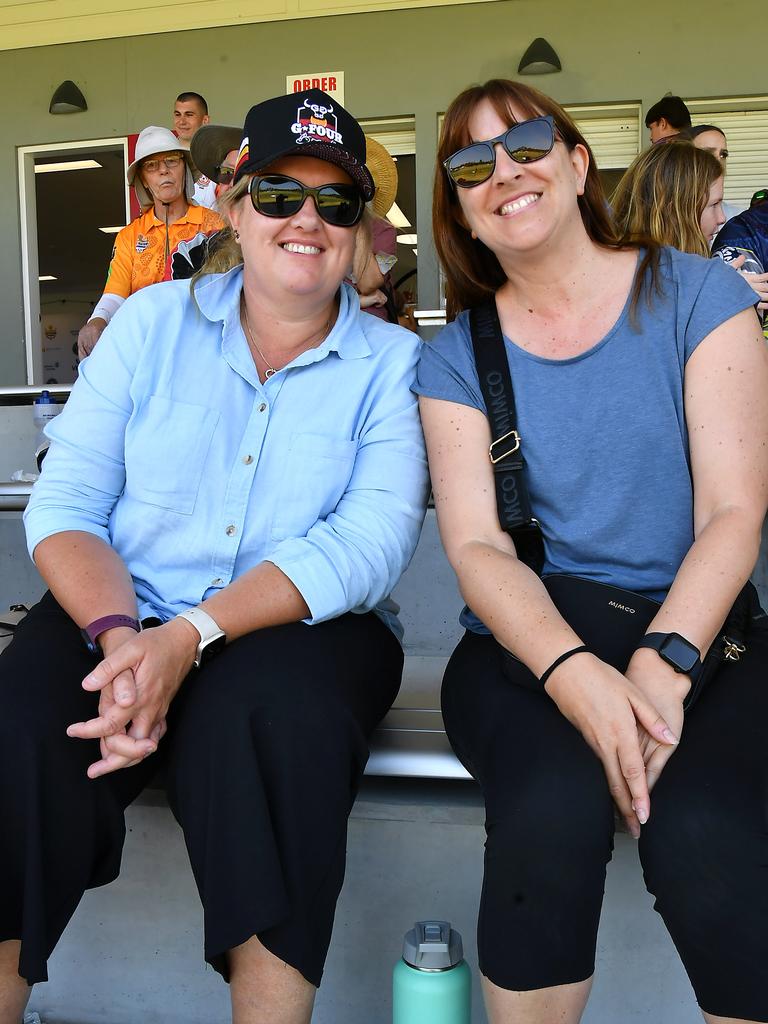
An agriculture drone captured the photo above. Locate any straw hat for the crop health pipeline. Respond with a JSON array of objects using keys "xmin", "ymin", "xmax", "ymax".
[
  {"xmin": 190, "ymin": 124, "xmax": 244, "ymax": 184},
  {"xmin": 365, "ymin": 137, "xmax": 398, "ymax": 219},
  {"xmin": 127, "ymin": 126, "xmax": 195, "ymax": 208}
]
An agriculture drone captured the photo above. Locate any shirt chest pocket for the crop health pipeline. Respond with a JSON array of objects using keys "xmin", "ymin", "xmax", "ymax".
[
  {"xmin": 271, "ymin": 432, "xmax": 358, "ymax": 541},
  {"xmin": 124, "ymin": 396, "xmax": 220, "ymax": 514}
]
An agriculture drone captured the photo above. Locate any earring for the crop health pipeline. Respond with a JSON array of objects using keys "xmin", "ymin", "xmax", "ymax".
[
  {"xmin": 470, "ymin": 230, "xmax": 478, "ymax": 240},
  {"xmin": 233, "ymin": 229, "xmax": 240, "ymax": 241}
]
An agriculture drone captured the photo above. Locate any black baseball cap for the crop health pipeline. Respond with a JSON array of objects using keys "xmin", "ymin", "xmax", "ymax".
[{"xmin": 232, "ymin": 90, "xmax": 374, "ymax": 201}]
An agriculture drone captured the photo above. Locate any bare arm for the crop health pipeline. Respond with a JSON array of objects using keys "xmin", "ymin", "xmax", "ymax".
[
  {"xmin": 626, "ymin": 307, "xmax": 768, "ymax": 785},
  {"xmin": 419, "ymin": 395, "xmax": 674, "ymax": 834}
]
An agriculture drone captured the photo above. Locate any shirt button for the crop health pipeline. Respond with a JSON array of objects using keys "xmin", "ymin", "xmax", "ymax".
[
  {"xmin": 211, "ymin": 577, "xmax": 224, "ymax": 586},
  {"xmin": 258, "ymin": 403, "xmax": 267, "ymax": 413},
  {"xmin": 225, "ymin": 524, "xmax": 237, "ymax": 537},
  {"xmin": 243, "ymin": 454, "xmax": 253, "ymax": 465}
]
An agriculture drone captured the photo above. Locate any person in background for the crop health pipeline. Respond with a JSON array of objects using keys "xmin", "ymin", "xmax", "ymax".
[
  {"xmin": 689, "ymin": 123, "xmax": 742, "ymax": 221},
  {"xmin": 76, "ymin": 126, "xmax": 224, "ymax": 359},
  {"xmin": 689, "ymin": 123, "xmax": 728, "ymax": 162},
  {"xmin": 645, "ymin": 94, "xmax": 692, "ymax": 144},
  {"xmin": 173, "ymin": 91, "xmax": 217, "ymax": 208},
  {"xmin": 612, "ymin": 141, "xmax": 726, "ymax": 254},
  {"xmin": 191, "ymin": 123, "xmax": 245, "ymax": 210},
  {"xmin": 0, "ymin": 88, "xmax": 428, "ymax": 1024},
  {"xmin": 352, "ymin": 137, "xmax": 399, "ymax": 321},
  {"xmin": 713, "ymin": 187, "xmax": 768, "ymax": 337},
  {"xmin": 419, "ymin": 77, "xmax": 767, "ymax": 1024}
]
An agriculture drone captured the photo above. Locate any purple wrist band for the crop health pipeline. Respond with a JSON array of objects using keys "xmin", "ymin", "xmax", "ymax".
[{"xmin": 84, "ymin": 614, "xmax": 141, "ymax": 643}]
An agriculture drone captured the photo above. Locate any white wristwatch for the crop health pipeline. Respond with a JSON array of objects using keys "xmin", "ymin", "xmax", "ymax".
[{"xmin": 176, "ymin": 607, "xmax": 226, "ymax": 668}]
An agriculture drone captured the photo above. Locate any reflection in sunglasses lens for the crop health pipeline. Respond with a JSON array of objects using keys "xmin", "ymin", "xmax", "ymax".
[{"xmin": 446, "ymin": 118, "xmax": 554, "ymax": 187}]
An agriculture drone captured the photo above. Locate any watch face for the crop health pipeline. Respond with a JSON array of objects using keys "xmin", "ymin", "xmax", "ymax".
[
  {"xmin": 198, "ymin": 632, "xmax": 227, "ymax": 666},
  {"xmin": 661, "ymin": 634, "xmax": 699, "ymax": 674}
]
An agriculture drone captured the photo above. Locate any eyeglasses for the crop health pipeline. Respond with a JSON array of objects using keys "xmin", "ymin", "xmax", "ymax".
[
  {"xmin": 443, "ymin": 115, "xmax": 556, "ymax": 188},
  {"xmin": 248, "ymin": 174, "xmax": 364, "ymax": 228},
  {"xmin": 217, "ymin": 166, "xmax": 236, "ymax": 184},
  {"xmin": 141, "ymin": 155, "xmax": 183, "ymax": 173}
]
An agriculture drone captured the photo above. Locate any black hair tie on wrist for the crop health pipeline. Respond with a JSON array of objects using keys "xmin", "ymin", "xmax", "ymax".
[{"xmin": 539, "ymin": 645, "xmax": 590, "ymax": 687}]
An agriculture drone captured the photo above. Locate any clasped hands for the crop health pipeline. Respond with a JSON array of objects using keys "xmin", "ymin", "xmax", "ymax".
[
  {"xmin": 66, "ymin": 618, "xmax": 199, "ymax": 778},
  {"xmin": 544, "ymin": 648, "xmax": 690, "ymax": 838}
]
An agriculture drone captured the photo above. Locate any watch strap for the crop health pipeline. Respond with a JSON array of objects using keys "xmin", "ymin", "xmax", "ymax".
[
  {"xmin": 637, "ymin": 631, "xmax": 702, "ymax": 677},
  {"xmin": 175, "ymin": 607, "xmax": 226, "ymax": 668},
  {"xmin": 84, "ymin": 614, "xmax": 141, "ymax": 643}
]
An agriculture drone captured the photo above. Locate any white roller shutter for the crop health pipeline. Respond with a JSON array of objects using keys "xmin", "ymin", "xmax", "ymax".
[
  {"xmin": 685, "ymin": 101, "xmax": 768, "ymax": 207},
  {"xmin": 565, "ymin": 104, "xmax": 642, "ymax": 170}
]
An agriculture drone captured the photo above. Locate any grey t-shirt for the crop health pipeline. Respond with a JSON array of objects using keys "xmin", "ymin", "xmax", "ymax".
[{"xmin": 414, "ymin": 248, "xmax": 757, "ymax": 633}]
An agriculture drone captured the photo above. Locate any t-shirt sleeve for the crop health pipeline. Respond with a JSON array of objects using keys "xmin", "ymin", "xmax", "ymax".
[
  {"xmin": 103, "ymin": 225, "xmax": 134, "ymax": 299},
  {"xmin": 412, "ymin": 318, "xmax": 486, "ymax": 412},
  {"xmin": 680, "ymin": 254, "xmax": 758, "ymax": 362}
]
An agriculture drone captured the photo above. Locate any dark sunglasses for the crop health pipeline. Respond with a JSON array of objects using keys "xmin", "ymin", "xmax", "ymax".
[
  {"xmin": 217, "ymin": 166, "xmax": 236, "ymax": 184},
  {"xmin": 248, "ymin": 174, "xmax": 364, "ymax": 227},
  {"xmin": 443, "ymin": 115, "xmax": 556, "ymax": 188}
]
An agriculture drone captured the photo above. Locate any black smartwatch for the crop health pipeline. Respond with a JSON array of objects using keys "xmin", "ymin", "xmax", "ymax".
[{"xmin": 636, "ymin": 632, "xmax": 702, "ymax": 679}]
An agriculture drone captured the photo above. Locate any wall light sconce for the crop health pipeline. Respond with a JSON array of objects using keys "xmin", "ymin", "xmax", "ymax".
[
  {"xmin": 518, "ymin": 38, "xmax": 561, "ymax": 75},
  {"xmin": 49, "ymin": 80, "xmax": 88, "ymax": 114}
]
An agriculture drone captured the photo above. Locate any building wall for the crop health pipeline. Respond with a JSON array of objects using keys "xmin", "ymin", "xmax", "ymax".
[{"xmin": 0, "ymin": 0, "xmax": 761, "ymax": 382}]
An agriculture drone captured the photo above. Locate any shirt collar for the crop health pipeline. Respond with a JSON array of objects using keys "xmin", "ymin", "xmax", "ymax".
[
  {"xmin": 194, "ymin": 267, "xmax": 373, "ymax": 363},
  {"xmin": 145, "ymin": 204, "xmax": 203, "ymax": 229}
]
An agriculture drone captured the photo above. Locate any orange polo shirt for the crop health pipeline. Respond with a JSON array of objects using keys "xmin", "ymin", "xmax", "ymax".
[{"xmin": 104, "ymin": 204, "xmax": 225, "ymax": 298}]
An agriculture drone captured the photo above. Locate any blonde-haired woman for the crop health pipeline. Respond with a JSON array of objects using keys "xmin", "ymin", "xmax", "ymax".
[
  {"xmin": 612, "ymin": 141, "xmax": 725, "ymax": 254},
  {"xmin": 0, "ymin": 90, "xmax": 427, "ymax": 1024}
]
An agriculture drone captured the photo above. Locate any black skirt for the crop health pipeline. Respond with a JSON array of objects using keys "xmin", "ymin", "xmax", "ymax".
[{"xmin": 0, "ymin": 592, "xmax": 402, "ymax": 987}]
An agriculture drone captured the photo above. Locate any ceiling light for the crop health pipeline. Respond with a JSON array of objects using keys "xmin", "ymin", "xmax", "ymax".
[
  {"xmin": 518, "ymin": 38, "xmax": 562, "ymax": 75},
  {"xmin": 49, "ymin": 80, "xmax": 88, "ymax": 114},
  {"xmin": 39, "ymin": 275, "xmax": 57, "ymax": 281},
  {"xmin": 99, "ymin": 226, "xmax": 124, "ymax": 234},
  {"xmin": 397, "ymin": 233, "xmax": 418, "ymax": 245},
  {"xmin": 386, "ymin": 202, "xmax": 411, "ymax": 229},
  {"xmin": 35, "ymin": 160, "xmax": 102, "ymax": 174}
]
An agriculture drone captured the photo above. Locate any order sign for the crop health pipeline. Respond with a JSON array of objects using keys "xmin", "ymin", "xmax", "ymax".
[{"xmin": 286, "ymin": 72, "xmax": 344, "ymax": 104}]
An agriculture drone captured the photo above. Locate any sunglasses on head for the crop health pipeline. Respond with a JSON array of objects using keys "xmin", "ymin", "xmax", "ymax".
[
  {"xmin": 443, "ymin": 115, "xmax": 556, "ymax": 188},
  {"xmin": 248, "ymin": 174, "xmax": 364, "ymax": 228}
]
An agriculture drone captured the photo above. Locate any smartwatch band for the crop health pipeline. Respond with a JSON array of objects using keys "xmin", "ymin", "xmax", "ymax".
[{"xmin": 82, "ymin": 614, "xmax": 140, "ymax": 656}]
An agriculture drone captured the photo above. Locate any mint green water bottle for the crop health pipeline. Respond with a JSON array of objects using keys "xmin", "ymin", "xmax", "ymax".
[{"xmin": 392, "ymin": 920, "xmax": 471, "ymax": 1023}]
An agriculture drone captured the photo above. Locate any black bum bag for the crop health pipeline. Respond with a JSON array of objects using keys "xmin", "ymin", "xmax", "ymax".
[
  {"xmin": 498, "ymin": 574, "xmax": 758, "ymax": 710},
  {"xmin": 469, "ymin": 301, "xmax": 757, "ymax": 711}
]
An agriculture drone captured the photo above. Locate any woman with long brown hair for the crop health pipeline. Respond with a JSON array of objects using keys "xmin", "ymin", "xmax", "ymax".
[{"xmin": 416, "ymin": 78, "xmax": 768, "ymax": 1023}]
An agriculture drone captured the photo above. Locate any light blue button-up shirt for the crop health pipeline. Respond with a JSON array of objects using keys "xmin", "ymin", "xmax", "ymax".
[{"xmin": 24, "ymin": 268, "xmax": 429, "ymax": 639}]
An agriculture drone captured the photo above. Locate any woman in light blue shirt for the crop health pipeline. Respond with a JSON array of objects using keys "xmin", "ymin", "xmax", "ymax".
[{"xmin": 0, "ymin": 90, "xmax": 427, "ymax": 1023}]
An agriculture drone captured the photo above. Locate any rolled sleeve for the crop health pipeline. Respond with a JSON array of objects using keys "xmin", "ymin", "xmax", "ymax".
[
  {"xmin": 23, "ymin": 300, "xmax": 143, "ymax": 559},
  {"xmin": 269, "ymin": 344, "xmax": 429, "ymax": 623}
]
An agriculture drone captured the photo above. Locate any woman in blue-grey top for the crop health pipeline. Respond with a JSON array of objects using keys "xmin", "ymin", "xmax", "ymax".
[
  {"xmin": 416, "ymin": 79, "xmax": 768, "ymax": 1024},
  {"xmin": 0, "ymin": 90, "xmax": 427, "ymax": 1024}
]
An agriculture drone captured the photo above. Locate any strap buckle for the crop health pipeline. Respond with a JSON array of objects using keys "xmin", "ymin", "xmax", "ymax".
[
  {"xmin": 489, "ymin": 430, "xmax": 521, "ymax": 465},
  {"xmin": 722, "ymin": 636, "xmax": 746, "ymax": 662}
]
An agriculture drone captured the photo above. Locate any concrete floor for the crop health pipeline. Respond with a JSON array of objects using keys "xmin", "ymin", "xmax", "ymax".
[{"xmin": 28, "ymin": 779, "xmax": 703, "ymax": 1024}]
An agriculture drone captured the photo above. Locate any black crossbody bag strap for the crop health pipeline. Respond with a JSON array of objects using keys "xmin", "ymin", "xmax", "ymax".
[{"xmin": 469, "ymin": 302, "xmax": 545, "ymax": 574}]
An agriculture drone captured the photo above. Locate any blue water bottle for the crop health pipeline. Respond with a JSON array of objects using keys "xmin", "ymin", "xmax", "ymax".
[{"xmin": 393, "ymin": 920, "xmax": 471, "ymax": 1024}]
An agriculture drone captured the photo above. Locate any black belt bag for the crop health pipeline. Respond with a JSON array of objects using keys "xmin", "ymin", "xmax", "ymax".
[{"xmin": 469, "ymin": 302, "xmax": 755, "ymax": 710}]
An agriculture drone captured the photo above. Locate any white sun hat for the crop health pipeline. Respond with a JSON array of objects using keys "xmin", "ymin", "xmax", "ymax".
[{"xmin": 127, "ymin": 126, "xmax": 195, "ymax": 208}]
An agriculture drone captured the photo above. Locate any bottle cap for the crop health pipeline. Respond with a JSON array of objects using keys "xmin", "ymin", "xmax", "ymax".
[
  {"xmin": 34, "ymin": 390, "xmax": 55, "ymax": 405},
  {"xmin": 401, "ymin": 920, "xmax": 464, "ymax": 971}
]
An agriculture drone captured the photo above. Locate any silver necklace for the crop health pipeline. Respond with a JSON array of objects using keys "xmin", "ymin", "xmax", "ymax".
[{"xmin": 241, "ymin": 295, "xmax": 332, "ymax": 380}]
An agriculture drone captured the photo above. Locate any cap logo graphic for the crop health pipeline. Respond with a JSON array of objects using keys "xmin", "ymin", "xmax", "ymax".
[
  {"xmin": 291, "ymin": 98, "xmax": 342, "ymax": 146},
  {"xmin": 234, "ymin": 136, "xmax": 250, "ymax": 177}
]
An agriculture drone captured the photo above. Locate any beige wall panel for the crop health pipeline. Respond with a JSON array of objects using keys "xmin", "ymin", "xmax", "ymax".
[
  {"xmin": 0, "ymin": 0, "xmax": 496, "ymax": 51},
  {"xmin": 1, "ymin": 0, "xmax": 767, "ymax": 382}
]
